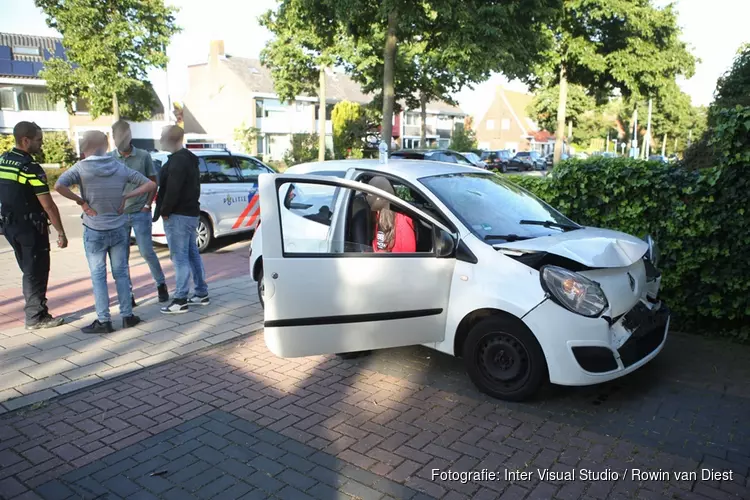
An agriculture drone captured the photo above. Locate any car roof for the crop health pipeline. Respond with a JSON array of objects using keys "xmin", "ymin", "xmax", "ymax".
[
  {"xmin": 284, "ymin": 158, "xmax": 486, "ymax": 180},
  {"xmin": 150, "ymin": 149, "xmax": 254, "ymax": 157},
  {"xmin": 391, "ymin": 149, "xmax": 454, "ymax": 154}
]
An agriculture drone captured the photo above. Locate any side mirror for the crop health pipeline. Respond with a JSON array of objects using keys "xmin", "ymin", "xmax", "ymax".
[{"xmin": 435, "ymin": 227, "xmax": 456, "ymax": 258}]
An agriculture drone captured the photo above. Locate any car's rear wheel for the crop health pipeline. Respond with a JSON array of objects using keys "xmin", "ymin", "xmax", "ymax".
[
  {"xmin": 257, "ymin": 266, "xmax": 264, "ymax": 309},
  {"xmin": 501, "ymin": 163, "xmax": 507, "ymax": 173},
  {"xmin": 196, "ymin": 214, "xmax": 212, "ymax": 253},
  {"xmin": 463, "ymin": 316, "xmax": 547, "ymax": 401}
]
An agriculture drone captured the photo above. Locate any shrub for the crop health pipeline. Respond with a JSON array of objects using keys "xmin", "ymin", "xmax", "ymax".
[
  {"xmin": 39, "ymin": 131, "xmax": 77, "ymax": 167},
  {"xmin": 0, "ymin": 134, "xmax": 14, "ymax": 154},
  {"xmin": 506, "ymin": 155, "xmax": 749, "ymax": 341},
  {"xmin": 282, "ymin": 133, "xmax": 332, "ymax": 166}
]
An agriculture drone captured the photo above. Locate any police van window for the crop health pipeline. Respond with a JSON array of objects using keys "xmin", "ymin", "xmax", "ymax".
[
  {"xmin": 235, "ymin": 157, "xmax": 269, "ymax": 181},
  {"xmin": 201, "ymin": 157, "xmax": 240, "ymax": 183}
]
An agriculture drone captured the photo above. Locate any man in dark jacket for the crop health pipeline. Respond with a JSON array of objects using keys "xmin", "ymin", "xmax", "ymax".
[{"xmin": 155, "ymin": 126, "xmax": 209, "ymax": 314}]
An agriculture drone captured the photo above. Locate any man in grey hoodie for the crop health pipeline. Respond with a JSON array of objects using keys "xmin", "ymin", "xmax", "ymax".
[{"xmin": 55, "ymin": 131, "xmax": 156, "ymax": 334}]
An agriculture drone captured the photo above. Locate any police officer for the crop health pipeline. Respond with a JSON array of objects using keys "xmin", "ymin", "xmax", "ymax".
[{"xmin": 0, "ymin": 121, "xmax": 68, "ymax": 330}]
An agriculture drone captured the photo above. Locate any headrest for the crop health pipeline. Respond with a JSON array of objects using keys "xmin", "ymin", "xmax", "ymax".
[{"xmin": 366, "ymin": 176, "xmax": 394, "ymax": 211}]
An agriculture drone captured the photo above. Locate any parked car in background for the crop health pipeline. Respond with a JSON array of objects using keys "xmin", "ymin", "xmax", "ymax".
[
  {"xmin": 149, "ymin": 149, "xmax": 276, "ymax": 252},
  {"xmin": 600, "ymin": 152, "xmax": 618, "ymax": 158},
  {"xmin": 648, "ymin": 155, "xmax": 669, "ymax": 163},
  {"xmin": 480, "ymin": 150, "xmax": 512, "ymax": 172},
  {"xmin": 461, "ymin": 152, "xmax": 487, "ymax": 169},
  {"xmin": 510, "ymin": 151, "xmax": 545, "ymax": 171},
  {"xmin": 252, "ymin": 159, "xmax": 668, "ymax": 401},
  {"xmin": 544, "ymin": 152, "xmax": 570, "ymax": 169},
  {"xmin": 390, "ymin": 149, "xmax": 476, "ymax": 167}
]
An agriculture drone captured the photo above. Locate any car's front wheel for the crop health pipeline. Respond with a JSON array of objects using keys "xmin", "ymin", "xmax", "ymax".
[
  {"xmin": 196, "ymin": 214, "xmax": 212, "ymax": 253},
  {"xmin": 501, "ymin": 163, "xmax": 507, "ymax": 173},
  {"xmin": 463, "ymin": 317, "xmax": 547, "ymax": 401}
]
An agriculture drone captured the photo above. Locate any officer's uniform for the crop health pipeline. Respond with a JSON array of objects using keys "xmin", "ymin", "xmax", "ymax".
[{"xmin": 0, "ymin": 147, "xmax": 53, "ymax": 326}]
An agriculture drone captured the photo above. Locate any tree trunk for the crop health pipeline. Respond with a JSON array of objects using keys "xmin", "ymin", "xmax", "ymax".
[
  {"xmin": 419, "ymin": 92, "xmax": 427, "ymax": 148},
  {"xmin": 318, "ymin": 68, "xmax": 327, "ymax": 162},
  {"xmin": 552, "ymin": 66, "xmax": 568, "ymax": 167},
  {"xmin": 112, "ymin": 92, "xmax": 120, "ymax": 122},
  {"xmin": 381, "ymin": 11, "xmax": 398, "ymax": 153}
]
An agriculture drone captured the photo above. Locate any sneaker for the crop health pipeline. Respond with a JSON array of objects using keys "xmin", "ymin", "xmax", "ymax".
[
  {"xmin": 157, "ymin": 284, "xmax": 169, "ymax": 303},
  {"xmin": 131, "ymin": 295, "xmax": 138, "ymax": 308},
  {"xmin": 161, "ymin": 299, "xmax": 188, "ymax": 314},
  {"xmin": 122, "ymin": 315, "xmax": 141, "ymax": 329},
  {"xmin": 81, "ymin": 320, "xmax": 114, "ymax": 334},
  {"xmin": 187, "ymin": 295, "xmax": 210, "ymax": 306},
  {"xmin": 25, "ymin": 315, "xmax": 64, "ymax": 331}
]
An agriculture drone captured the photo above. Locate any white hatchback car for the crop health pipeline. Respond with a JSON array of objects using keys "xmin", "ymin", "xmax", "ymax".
[
  {"xmin": 251, "ymin": 159, "xmax": 668, "ymax": 401},
  {"xmin": 149, "ymin": 149, "xmax": 275, "ymax": 252}
]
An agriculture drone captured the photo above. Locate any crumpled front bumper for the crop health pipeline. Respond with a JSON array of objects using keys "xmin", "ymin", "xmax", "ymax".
[{"xmin": 523, "ymin": 297, "xmax": 670, "ymax": 386}]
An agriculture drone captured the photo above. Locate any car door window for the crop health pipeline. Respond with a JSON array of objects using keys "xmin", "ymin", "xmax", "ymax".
[
  {"xmin": 452, "ymin": 153, "xmax": 473, "ymax": 166},
  {"xmin": 236, "ymin": 156, "xmax": 269, "ymax": 182},
  {"xmin": 201, "ymin": 157, "xmax": 240, "ymax": 183},
  {"xmin": 277, "ymin": 180, "xmax": 439, "ymax": 255}
]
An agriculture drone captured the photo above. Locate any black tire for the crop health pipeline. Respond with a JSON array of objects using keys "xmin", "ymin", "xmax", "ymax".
[
  {"xmin": 196, "ymin": 214, "xmax": 213, "ymax": 253},
  {"xmin": 257, "ymin": 266, "xmax": 264, "ymax": 309},
  {"xmin": 462, "ymin": 316, "xmax": 547, "ymax": 401},
  {"xmin": 501, "ymin": 163, "xmax": 507, "ymax": 174}
]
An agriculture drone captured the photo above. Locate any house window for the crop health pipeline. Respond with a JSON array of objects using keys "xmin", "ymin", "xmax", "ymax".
[
  {"xmin": 0, "ymin": 87, "xmax": 16, "ymax": 111},
  {"xmin": 75, "ymin": 98, "xmax": 90, "ymax": 114},
  {"xmin": 486, "ymin": 120, "xmax": 495, "ymax": 130},
  {"xmin": 18, "ymin": 87, "xmax": 56, "ymax": 111},
  {"xmin": 501, "ymin": 118, "xmax": 511, "ymax": 130},
  {"xmin": 255, "ymin": 99, "xmax": 264, "ymax": 118},
  {"xmin": 405, "ymin": 112, "xmax": 419, "ymax": 126},
  {"xmin": 13, "ymin": 46, "xmax": 40, "ymax": 57},
  {"xmin": 315, "ymin": 104, "xmax": 333, "ymax": 120}
]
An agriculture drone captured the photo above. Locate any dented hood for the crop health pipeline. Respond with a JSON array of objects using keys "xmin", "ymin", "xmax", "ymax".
[{"xmin": 495, "ymin": 227, "xmax": 648, "ymax": 268}]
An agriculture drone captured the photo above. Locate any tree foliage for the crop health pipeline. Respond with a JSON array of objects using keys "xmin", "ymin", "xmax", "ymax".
[
  {"xmin": 711, "ymin": 44, "xmax": 750, "ymax": 117},
  {"xmin": 35, "ymin": 0, "xmax": 179, "ymax": 121},
  {"xmin": 331, "ymin": 101, "xmax": 370, "ymax": 158},
  {"xmin": 527, "ymin": 0, "xmax": 696, "ymax": 165},
  {"xmin": 448, "ymin": 122, "xmax": 477, "ymax": 152},
  {"xmin": 233, "ymin": 123, "xmax": 261, "ymax": 155},
  {"xmin": 528, "ymin": 84, "xmax": 595, "ymax": 132},
  {"xmin": 292, "ymin": 0, "xmax": 558, "ymax": 150}
]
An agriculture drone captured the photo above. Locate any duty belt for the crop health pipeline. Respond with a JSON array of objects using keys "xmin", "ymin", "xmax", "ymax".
[{"xmin": 0, "ymin": 212, "xmax": 49, "ymax": 233}]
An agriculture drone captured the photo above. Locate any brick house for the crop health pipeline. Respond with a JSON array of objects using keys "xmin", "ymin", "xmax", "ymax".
[{"xmin": 475, "ymin": 86, "xmax": 554, "ymax": 155}]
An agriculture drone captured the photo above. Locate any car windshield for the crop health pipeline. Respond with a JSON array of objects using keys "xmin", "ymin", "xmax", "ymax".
[
  {"xmin": 515, "ymin": 152, "xmax": 530, "ymax": 157},
  {"xmin": 419, "ymin": 173, "xmax": 580, "ymax": 242}
]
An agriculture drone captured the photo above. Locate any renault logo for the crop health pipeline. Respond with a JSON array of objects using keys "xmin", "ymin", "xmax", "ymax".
[{"xmin": 627, "ymin": 272, "xmax": 636, "ymax": 292}]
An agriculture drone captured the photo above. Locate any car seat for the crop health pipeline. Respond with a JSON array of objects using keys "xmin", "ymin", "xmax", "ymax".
[{"xmin": 347, "ymin": 192, "xmax": 373, "ymax": 252}]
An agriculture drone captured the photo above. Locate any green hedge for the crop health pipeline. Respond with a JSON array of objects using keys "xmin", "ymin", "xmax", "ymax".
[{"xmin": 506, "ymin": 155, "xmax": 750, "ymax": 341}]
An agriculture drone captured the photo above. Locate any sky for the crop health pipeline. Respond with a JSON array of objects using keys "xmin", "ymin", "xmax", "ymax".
[{"xmin": 1, "ymin": 0, "xmax": 748, "ymax": 120}]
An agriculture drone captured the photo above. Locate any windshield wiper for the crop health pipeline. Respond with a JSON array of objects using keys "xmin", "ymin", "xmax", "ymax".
[
  {"xmin": 519, "ymin": 219, "xmax": 580, "ymax": 231},
  {"xmin": 483, "ymin": 234, "xmax": 532, "ymax": 242}
]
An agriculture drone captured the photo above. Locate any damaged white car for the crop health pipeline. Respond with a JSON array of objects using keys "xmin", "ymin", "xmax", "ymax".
[{"xmin": 254, "ymin": 160, "xmax": 669, "ymax": 401}]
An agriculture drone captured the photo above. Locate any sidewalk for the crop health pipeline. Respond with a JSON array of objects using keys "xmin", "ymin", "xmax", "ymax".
[{"xmin": 0, "ymin": 276, "xmax": 263, "ymax": 414}]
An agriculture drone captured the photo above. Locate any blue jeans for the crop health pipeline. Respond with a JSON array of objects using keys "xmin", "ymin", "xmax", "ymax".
[
  {"xmin": 124, "ymin": 211, "xmax": 166, "ymax": 287},
  {"xmin": 163, "ymin": 215, "xmax": 208, "ymax": 300},
  {"xmin": 83, "ymin": 225, "xmax": 133, "ymax": 322}
]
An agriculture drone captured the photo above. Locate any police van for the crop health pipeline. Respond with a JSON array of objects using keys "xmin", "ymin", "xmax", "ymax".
[{"xmin": 149, "ymin": 148, "xmax": 275, "ymax": 252}]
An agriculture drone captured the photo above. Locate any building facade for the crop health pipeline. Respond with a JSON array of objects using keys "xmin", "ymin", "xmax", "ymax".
[
  {"xmin": 0, "ymin": 32, "xmax": 169, "ymax": 154},
  {"xmin": 475, "ymin": 86, "xmax": 554, "ymax": 155},
  {"xmin": 183, "ymin": 41, "xmax": 466, "ymax": 161}
]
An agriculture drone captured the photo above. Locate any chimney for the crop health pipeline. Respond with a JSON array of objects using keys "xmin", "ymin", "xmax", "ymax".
[{"xmin": 208, "ymin": 40, "xmax": 225, "ymax": 70}]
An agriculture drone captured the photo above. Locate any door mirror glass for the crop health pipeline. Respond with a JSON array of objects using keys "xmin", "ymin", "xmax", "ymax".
[{"xmin": 435, "ymin": 227, "xmax": 455, "ymax": 258}]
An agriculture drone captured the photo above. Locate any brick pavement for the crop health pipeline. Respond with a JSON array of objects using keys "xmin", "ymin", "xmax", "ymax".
[
  {"xmin": 0, "ymin": 310, "xmax": 748, "ymax": 499},
  {"xmin": 0, "ymin": 276, "xmax": 263, "ymax": 413}
]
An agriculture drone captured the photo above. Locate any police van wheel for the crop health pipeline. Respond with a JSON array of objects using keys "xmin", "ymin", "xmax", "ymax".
[{"xmin": 196, "ymin": 215, "xmax": 212, "ymax": 253}]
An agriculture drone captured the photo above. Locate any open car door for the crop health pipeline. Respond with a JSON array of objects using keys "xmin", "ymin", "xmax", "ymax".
[{"xmin": 258, "ymin": 173, "xmax": 457, "ymax": 358}]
